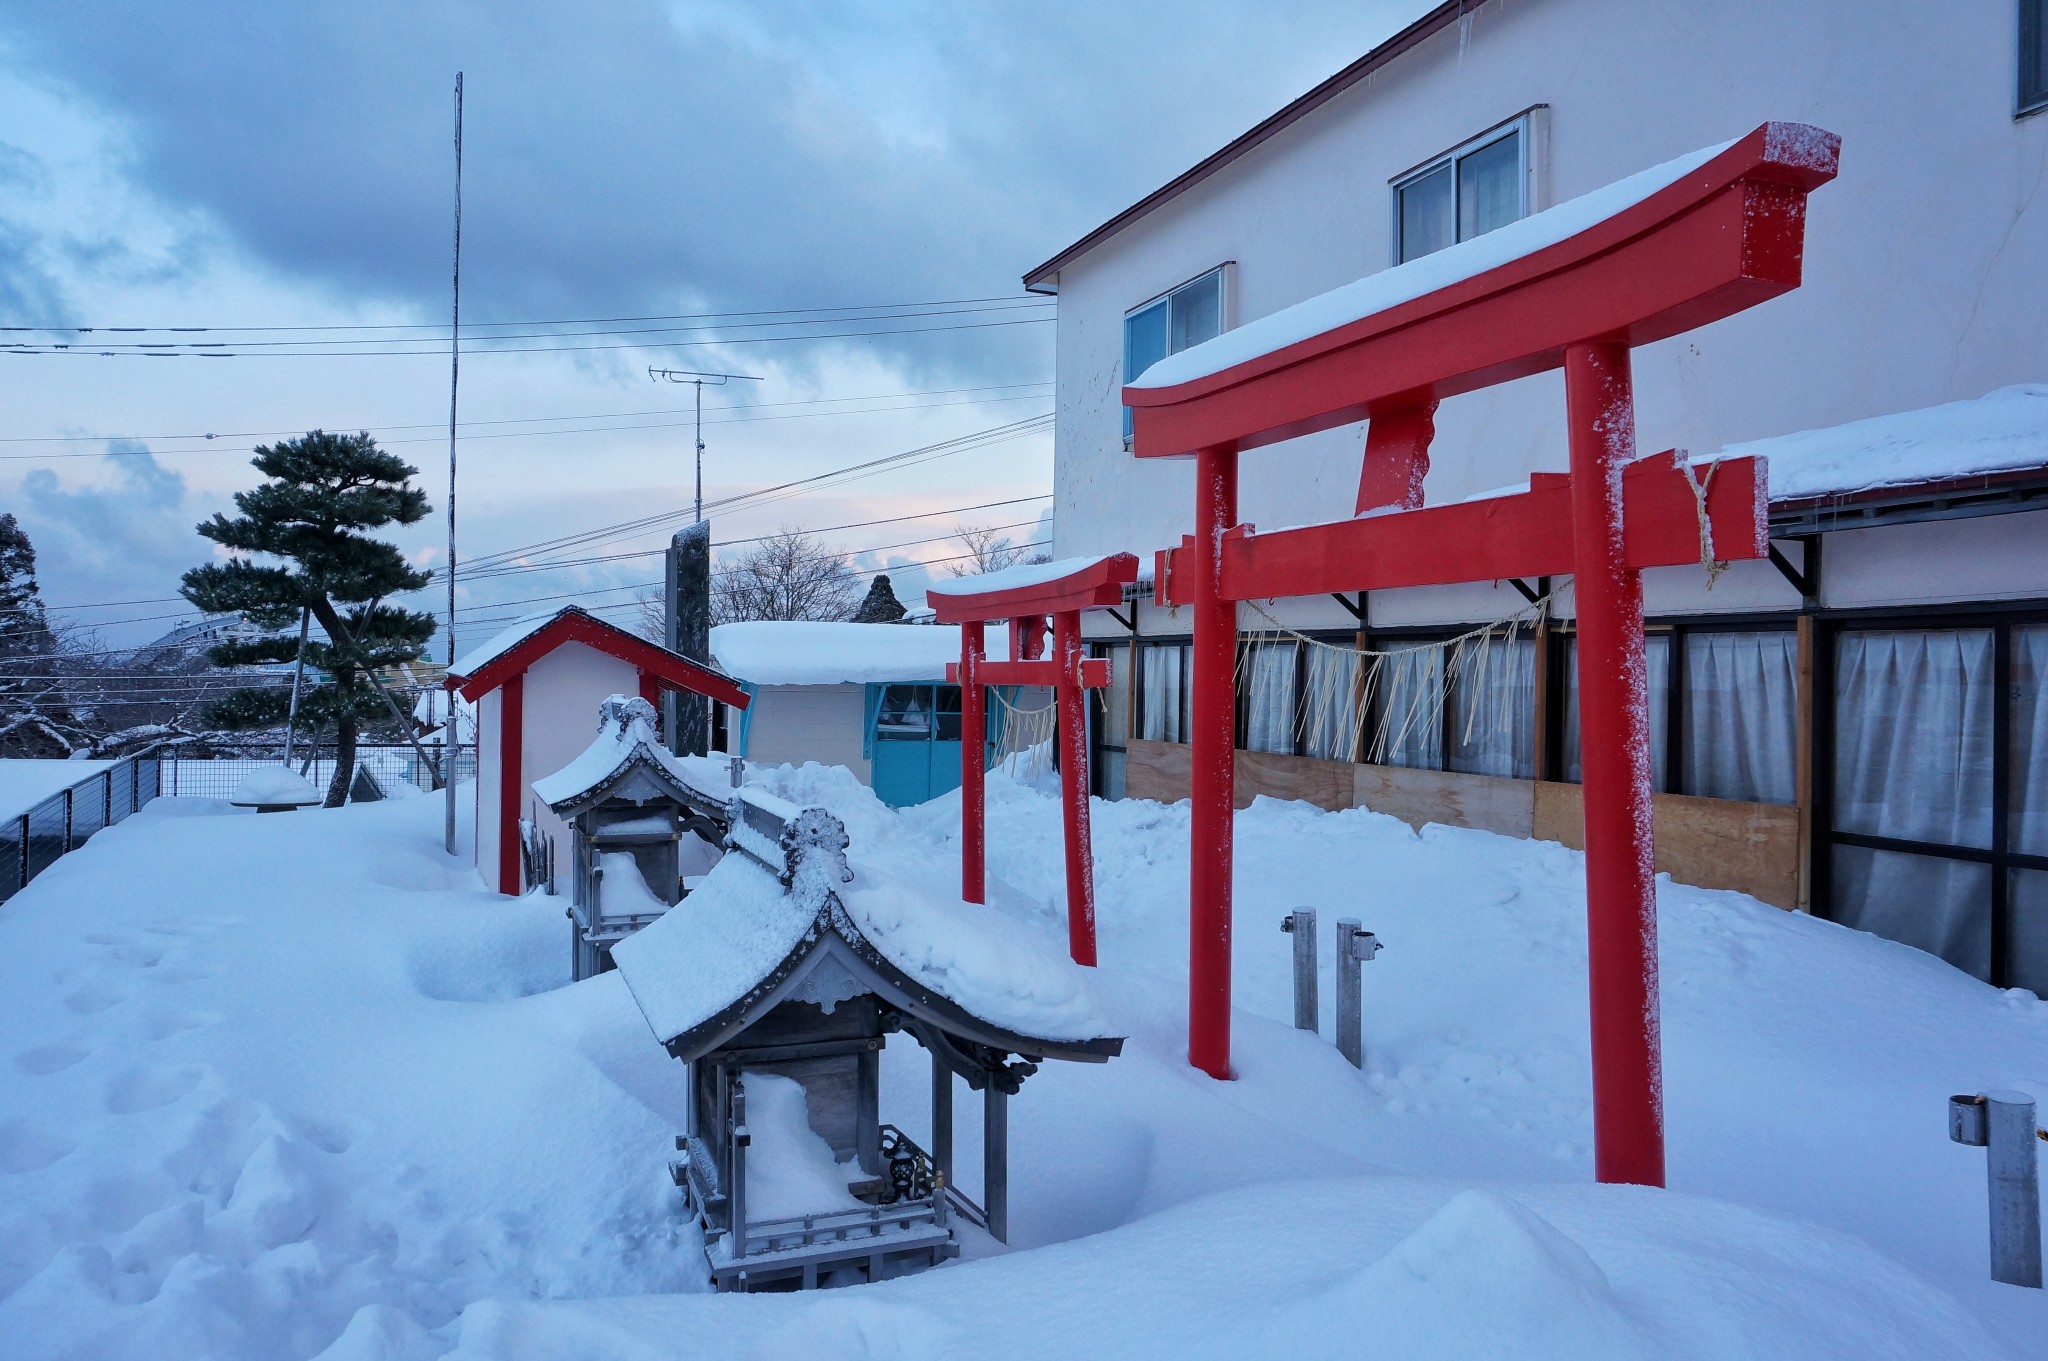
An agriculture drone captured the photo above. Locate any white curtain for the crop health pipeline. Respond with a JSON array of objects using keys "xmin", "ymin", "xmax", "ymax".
[
  {"xmin": 1375, "ymin": 648, "xmax": 1443, "ymax": 769},
  {"xmin": 1682, "ymin": 632, "xmax": 1798, "ymax": 805},
  {"xmin": 2013, "ymin": 627, "xmax": 2048, "ymax": 857},
  {"xmin": 1833, "ymin": 629, "xmax": 1994, "ymax": 847},
  {"xmin": 1304, "ymin": 649, "xmax": 1361, "ymax": 762},
  {"xmin": 1244, "ymin": 644, "xmax": 1299, "ymax": 754},
  {"xmin": 1829, "ymin": 629, "xmax": 1996, "ymax": 983},
  {"xmin": 1449, "ymin": 637, "xmax": 1537, "ymax": 778},
  {"xmin": 2011, "ymin": 869, "xmax": 2047, "ymax": 999},
  {"xmin": 1140, "ymin": 643, "xmax": 1186, "ymax": 743},
  {"xmin": 1564, "ymin": 635, "xmax": 1669, "ymax": 790},
  {"xmin": 1832, "ymin": 846, "xmax": 1993, "ymax": 982}
]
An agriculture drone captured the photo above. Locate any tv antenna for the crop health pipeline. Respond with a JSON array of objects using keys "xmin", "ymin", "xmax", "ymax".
[{"xmin": 648, "ymin": 367, "xmax": 765, "ymax": 521}]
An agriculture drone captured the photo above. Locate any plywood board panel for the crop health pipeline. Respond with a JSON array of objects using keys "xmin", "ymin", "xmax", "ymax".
[
  {"xmin": 1532, "ymin": 781, "xmax": 1800, "ymax": 909},
  {"xmin": 1126, "ymin": 739, "xmax": 1192, "ymax": 804},
  {"xmin": 1234, "ymin": 749, "xmax": 1354, "ymax": 811},
  {"xmin": 1353, "ymin": 764, "xmax": 1535, "ymax": 838}
]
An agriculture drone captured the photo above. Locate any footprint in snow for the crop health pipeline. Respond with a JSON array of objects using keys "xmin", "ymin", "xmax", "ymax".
[
  {"xmin": 137, "ymin": 1008, "xmax": 221, "ymax": 1042},
  {"xmin": 14, "ymin": 1039, "xmax": 94, "ymax": 1075},
  {"xmin": 103, "ymin": 1065, "xmax": 205, "ymax": 1115},
  {"xmin": 0, "ymin": 1119, "xmax": 80, "ymax": 1174},
  {"xmin": 60, "ymin": 981, "xmax": 128, "ymax": 1015}
]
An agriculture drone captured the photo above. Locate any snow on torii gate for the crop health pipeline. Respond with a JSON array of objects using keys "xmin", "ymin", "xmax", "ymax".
[
  {"xmin": 927, "ymin": 553, "xmax": 1140, "ymax": 966},
  {"xmin": 1128, "ymin": 123, "xmax": 1841, "ymax": 1186}
]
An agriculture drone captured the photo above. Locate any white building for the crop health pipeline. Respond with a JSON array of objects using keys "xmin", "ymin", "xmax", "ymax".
[
  {"xmin": 710, "ymin": 621, "xmax": 1048, "ymax": 808},
  {"xmin": 1026, "ymin": 0, "xmax": 2048, "ymax": 993}
]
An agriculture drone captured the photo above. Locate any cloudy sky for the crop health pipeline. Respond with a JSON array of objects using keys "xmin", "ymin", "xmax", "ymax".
[{"xmin": 0, "ymin": 1, "xmax": 1413, "ymax": 649}]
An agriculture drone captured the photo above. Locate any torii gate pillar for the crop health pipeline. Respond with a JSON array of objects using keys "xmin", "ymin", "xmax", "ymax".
[
  {"xmin": 1564, "ymin": 341, "xmax": 1662, "ymax": 1187},
  {"xmin": 1189, "ymin": 444, "xmax": 1238, "ymax": 1077}
]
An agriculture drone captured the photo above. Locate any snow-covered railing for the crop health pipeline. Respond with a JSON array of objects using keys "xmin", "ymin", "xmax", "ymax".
[{"xmin": 1, "ymin": 747, "xmax": 164, "ymax": 905}]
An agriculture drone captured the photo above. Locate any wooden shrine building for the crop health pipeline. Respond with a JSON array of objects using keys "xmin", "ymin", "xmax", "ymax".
[{"xmin": 611, "ymin": 787, "xmax": 1123, "ymax": 1291}]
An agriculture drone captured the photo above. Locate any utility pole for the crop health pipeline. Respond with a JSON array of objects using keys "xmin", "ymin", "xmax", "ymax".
[
  {"xmin": 443, "ymin": 71, "xmax": 464, "ymax": 856},
  {"xmin": 647, "ymin": 368, "xmax": 763, "ymax": 522}
]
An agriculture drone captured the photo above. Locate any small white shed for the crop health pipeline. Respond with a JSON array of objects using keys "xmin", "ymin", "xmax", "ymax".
[
  {"xmin": 709, "ymin": 622, "xmax": 1028, "ymax": 807},
  {"xmin": 447, "ymin": 607, "xmax": 750, "ymax": 895}
]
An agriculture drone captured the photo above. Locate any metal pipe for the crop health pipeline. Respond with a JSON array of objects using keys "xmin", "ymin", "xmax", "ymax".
[
  {"xmin": 1282, "ymin": 909, "xmax": 1318, "ymax": 1032},
  {"xmin": 1055, "ymin": 610, "xmax": 1097, "ymax": 965},
  {"xmin": 1188, "ymin": 441, "xmax": 1239, "ymax": 1079},
  {"xmin": 283, "ymin": 606, "xmax": 311, "ymax": 767},
  {"xmin": 1951, "ymin": 1091, "xmax": 2043, "ymax": 1287},
  {"xmin": 1563, "ymin": 340, "xmax": 1665, "ymax": 1189},
  {"xmin": 1333, "ymin": 918, "xmax": 1380, "ymax": 1068}
]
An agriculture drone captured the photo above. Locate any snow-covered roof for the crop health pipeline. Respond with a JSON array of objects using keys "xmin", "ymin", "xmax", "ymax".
[
  {"xmin": 531, "ymin": 695, "xmax": 724, "ymax": 812},
  {"xmin": 449, "ymin": 612, "xmax": 554, "ymax": 680},
  {"xmin": 1129, "ymin": 137, "xmax": 1737, "ymax": 392},
  {"xmin": 924, "ymin": 554, "xmax": 1114, "ymax": 600},
  {"xmin": 611, "ymin": 796, "xmax": 1117, "ymax": 1054},
  {"xmin": 709, "ymin": 621, "xmax": 1012, "ymax": 687},
  {"xmin": 1715, "ymin": 384, "xmax": 2048, "ymax": 501}
]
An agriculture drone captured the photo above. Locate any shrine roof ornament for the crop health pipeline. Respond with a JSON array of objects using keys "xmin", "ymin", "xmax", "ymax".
[{"xmin": 1124, "ymin": 122, "xmax": 1841, "ymax": 458}]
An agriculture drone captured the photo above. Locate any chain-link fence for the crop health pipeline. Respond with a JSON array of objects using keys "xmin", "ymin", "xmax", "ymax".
[
  {"xmin": 161, "ymin": 743, "xmax": 476, "ymax": 801},
  {"xmin": 1, "ymin": 748, "xmax": 163, "ymax": 904}
]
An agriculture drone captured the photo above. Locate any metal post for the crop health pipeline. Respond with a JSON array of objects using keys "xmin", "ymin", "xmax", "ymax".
[
  {"xmin": 1334, "ymin": 918, "xmax": 1381, "ymax": 1068},
  {"xmin": 1950, "ymin": 1091, "xmax": 2044, "ymax": 1287},
  {"xmin": 1188, "ymin": 441, "xmax": 1239, "ymax": 1079},
  {"xmin": 960, "ymin": 620, "xmax": 986, "ymax": 904},
  {"xmin": 283, "ymin": 606, "xmax": 311, "ymax": 767},
  {"xmin": 932, "ymin": 1056, "xmax": 953, "ymax": 1186},
  {"xmin": 1282, "ymin": 909, "xmax": 1318, "ymax": 1032},
  {"xmin": 1054, "ymin": 610, "xmax": 1097, "ymax": 965},
  {"xmin": 983, "ymin": 1084, "xmax": 1009, "ymax": 1244},
  {"xmin": 63, "ymin": 788, "xmax": 72, "ymax": 853},
  {"xmin": 1564, "ymin": 340, "xmax": 1665, "ymax": 1189},
  {"xmin": 444, "ymin": 70, "xmax": 464, "ymax": 858},
  {"xmin": 728, "ymin": 1077, "xmax": 749, "ymax": 1260}
]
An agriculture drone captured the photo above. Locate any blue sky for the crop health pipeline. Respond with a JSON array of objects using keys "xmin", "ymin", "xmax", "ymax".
[{"xmin": 0, "ymin": 1, "xmax": 1412, "ymax": 647}]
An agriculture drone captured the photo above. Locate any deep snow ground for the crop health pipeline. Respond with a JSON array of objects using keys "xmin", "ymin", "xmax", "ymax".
[{"xmin": 0, "ymin": 768, "xmax": 2043, "ymax": 1359}]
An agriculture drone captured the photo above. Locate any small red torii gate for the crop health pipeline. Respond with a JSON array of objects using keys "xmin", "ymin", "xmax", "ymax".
[
  {"xmin": 1127, "ymin": 123, "xmax": 1840, "ymax": 1186},
  {"xmin": 928, "ymin": 554, "xmax": 1140, "ymax": 966}
]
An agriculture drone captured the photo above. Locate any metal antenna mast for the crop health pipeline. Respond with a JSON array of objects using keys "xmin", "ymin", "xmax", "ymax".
[
  {"xmin": 443, "ymin": 71, "xmax": 464, "ymax": 857},
  {"xmin": 648, "ymin": 367, "xmax": 763, "ymax": 521}
]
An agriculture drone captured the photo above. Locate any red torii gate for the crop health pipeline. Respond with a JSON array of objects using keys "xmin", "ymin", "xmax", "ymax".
[
  {"xmin": 928, "ymin": 554, "xmax": 1140, "ymax": 966},
  {"xmin": 1128, "ymin": 123, "xmax": 1840, "ymax": 1186}
]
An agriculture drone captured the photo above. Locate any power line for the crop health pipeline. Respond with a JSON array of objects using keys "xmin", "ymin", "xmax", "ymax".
[
  {"xmin": 0, "ymin": 381, "xmax": 1052, "ymax": 447},
  {"xmin": 0, "ymin": 294, "xmax": 1049, "ymax": 335},
  {"xmin": 0, "ymin": 301, "xmax": 1051, "ymax": 352},
  {"xmin": 0, "ymin": 315, "xmax": 1051, "ymax": 359},
  {"xmin": 449, "ymin": 515, "xmax": 1047, "ymax": 617},
  {"xmin": 455, "ymin": 413, "xmax": 1051, "ymax": 575}
]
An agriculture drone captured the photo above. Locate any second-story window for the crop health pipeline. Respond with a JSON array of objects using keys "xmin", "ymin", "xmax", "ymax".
[
  {"xmin": 1123, "ymin": 267, "xmax": 1225, "ymax": 441},
  {"xmin": 1393, "ymin": 117, "xmax": 1530, "ymax": 264}
]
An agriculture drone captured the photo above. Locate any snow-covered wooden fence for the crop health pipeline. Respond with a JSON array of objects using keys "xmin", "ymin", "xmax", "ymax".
[{"xmin": 0, "ymin": 748, "xmax": 163, "ymax": 904}]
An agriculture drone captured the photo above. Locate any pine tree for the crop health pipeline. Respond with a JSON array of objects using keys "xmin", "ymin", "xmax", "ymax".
[
  {"xmin": 182, "ymin": 431, "xmax": 438, "ymax": 807},
  {"xmin": 850, "ymin": 573, "xmax": 907, "ymax": 623},
  {"xmin": 0, "ymin": 513, "xmax": 81, "ymax": 756}
]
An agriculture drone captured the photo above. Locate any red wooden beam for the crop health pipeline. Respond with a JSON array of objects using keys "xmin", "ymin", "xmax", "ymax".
[
  {"xmin": 1126, "ymin": 123, "xmax": 1839, "ymax": 458},
  {"xmin": 944, "ymin": 658, "xmax": 1111, "ymax": 688},
  {"xmin": 927, "ymin": 553, "xmax": 1140, "ymax": 624},
  {"xmin": 451, "ymin": 606, "xmax": 750, "ymax": 709},
  {"xmin": 1054, "ymin": 611, "xmax": 1098, "ymax": 966},
  {"xmin": 1155, "ymin": 452, "xmax": 1764, "ymax": 606},
  {"xmin": 959, "ymin": 622, "xmax": 987, "ymax": 905}
]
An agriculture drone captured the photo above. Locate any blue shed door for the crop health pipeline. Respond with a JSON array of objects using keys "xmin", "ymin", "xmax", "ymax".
[{"xmin": 867, "ymin": 684, "xmax": 970, "ymax": 808}]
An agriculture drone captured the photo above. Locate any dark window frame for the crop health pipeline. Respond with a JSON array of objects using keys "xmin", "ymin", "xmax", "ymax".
[
  {"xmin": 1390, "ymin": 113, "xmax": 1533, "ymax": 265},
  {"xmin": 1121, "ymin": 266, "xmax": 1229, "ymax": 444},
  {"xmin": 2022, "ymin": 0, "xmax": 2048, "ymax": 118},
  {"xmin": 1812, "ymin": 601, "xmax": 2048, "ymax": 992}
]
